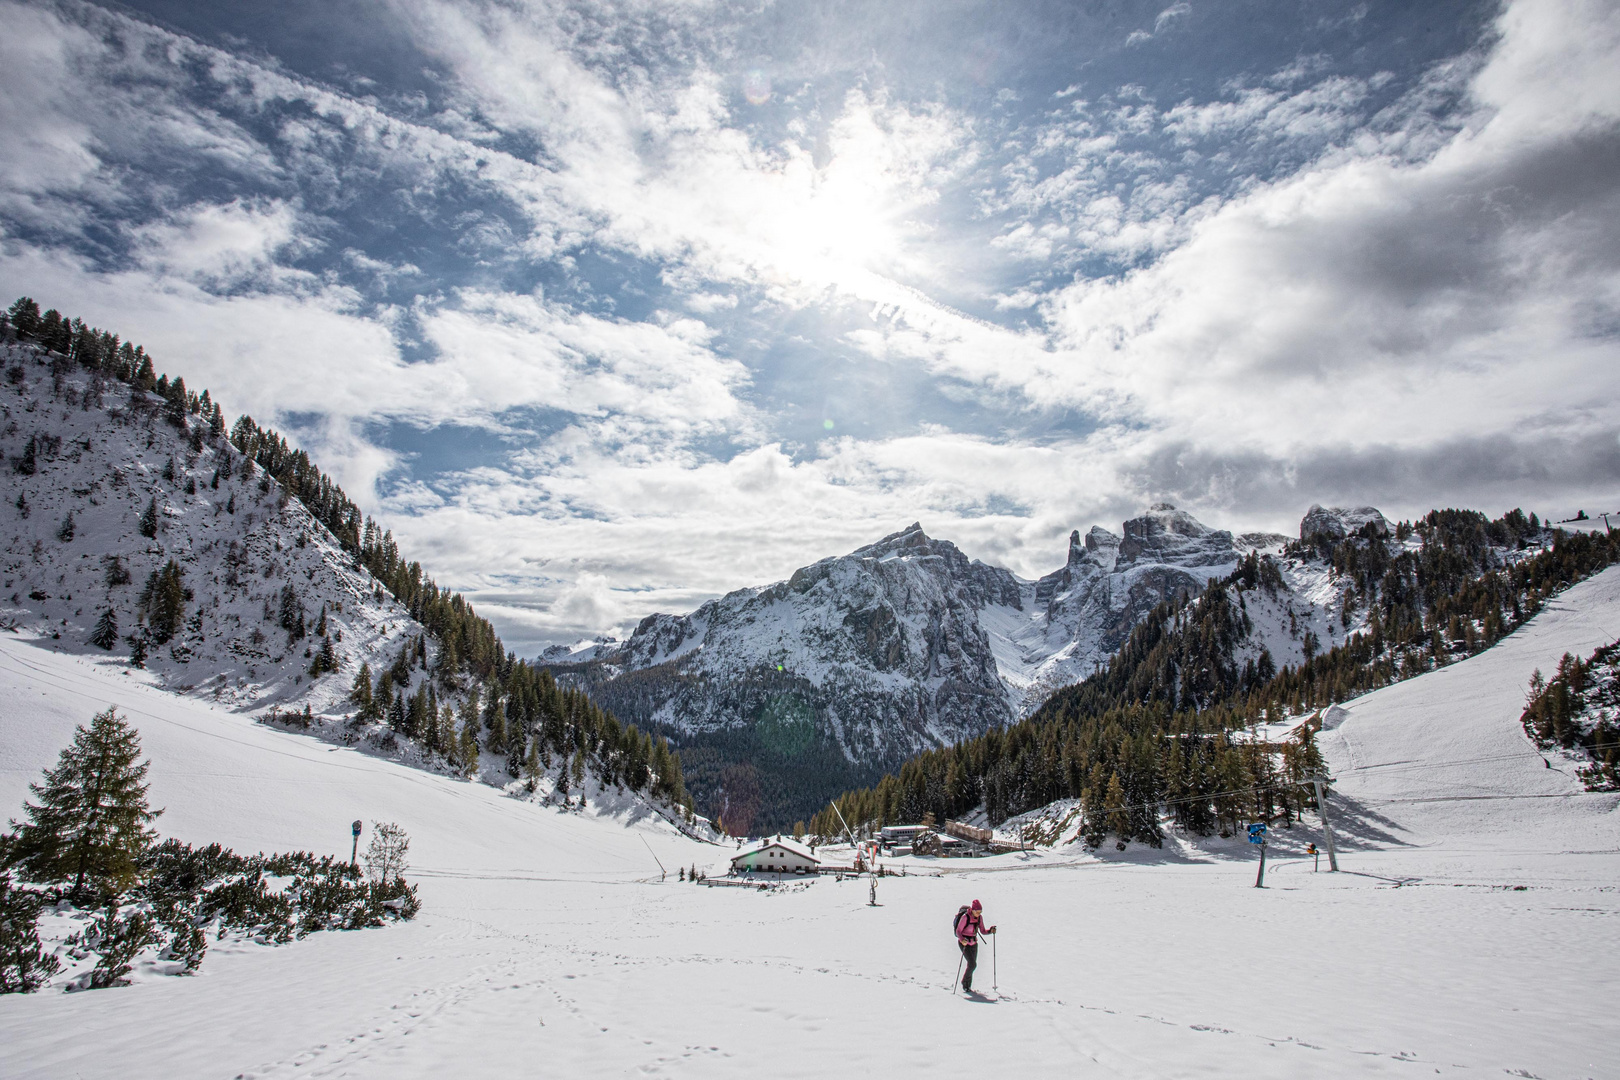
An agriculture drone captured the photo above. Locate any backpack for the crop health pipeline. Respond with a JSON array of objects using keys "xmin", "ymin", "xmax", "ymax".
[{"xmin": 952, "ymin": 905, "xmax": 973, "ymax": 939}]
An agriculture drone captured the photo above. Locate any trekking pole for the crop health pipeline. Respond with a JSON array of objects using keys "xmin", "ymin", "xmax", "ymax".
[
  {"xmin": 954, "ymin": 954, "xmax": 963, "ymax": 995},
  {"xmin": 992, "ymin": 932, "xmax": 998, "ymax": 993}
]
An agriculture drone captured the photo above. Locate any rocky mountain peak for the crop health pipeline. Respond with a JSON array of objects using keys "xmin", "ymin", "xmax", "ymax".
[
  {"xmin": 851, "ymin": 521, "xmax": 937, "ymax": 560},
  {"xmin": 1300, "ymin": 505, "xmax": 1389, "ymax": 542},
  {"xmin": 1067, "ymin": 526, "xmax": 1122, "ymax": 571},
  {"xmin": 1117, "ymin": 503, "xmax": 1235, "ymax": 568}
]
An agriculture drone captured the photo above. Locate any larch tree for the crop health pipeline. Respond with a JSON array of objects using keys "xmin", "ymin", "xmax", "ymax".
[{"xmin": 7, "ymin": 708, "xmax": 162, "ymax": 902}]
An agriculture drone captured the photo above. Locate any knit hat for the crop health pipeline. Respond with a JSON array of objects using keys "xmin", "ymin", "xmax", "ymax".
[{"xmin": 970, "ymin": 899, "xmax": 982, "ymax": 910}]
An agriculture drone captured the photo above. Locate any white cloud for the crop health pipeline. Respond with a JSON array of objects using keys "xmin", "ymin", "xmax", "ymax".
[{"xmin": 1, "ymin": 0, "xmax": 1615, "ymax": 655}]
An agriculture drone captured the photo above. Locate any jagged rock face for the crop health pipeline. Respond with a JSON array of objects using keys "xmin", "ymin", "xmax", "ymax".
[
  {"xmin": 998, "ymin": 504, "xmax": 1289, "ymax": 713},
  {"xmin": 1301, "ymin": 504, "xmax": 1390, "ymax": 541},
  {"xmin": 591, "ymin": 523, "xmax": 1016, "ymax": 769}
]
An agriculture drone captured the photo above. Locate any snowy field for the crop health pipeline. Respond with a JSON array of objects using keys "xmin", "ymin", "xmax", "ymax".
[{"xmin": 3, "ymin": 569, "xmax": 1620, "ymax": 1078}]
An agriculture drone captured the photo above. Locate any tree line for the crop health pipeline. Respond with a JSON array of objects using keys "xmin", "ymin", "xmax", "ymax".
[{"xmin": 1522, "ymin": 640, "xmax": 1620, "ymax": 791}]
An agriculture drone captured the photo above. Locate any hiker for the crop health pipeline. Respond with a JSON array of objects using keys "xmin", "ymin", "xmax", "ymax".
[{"xmin": 954, "ymin": 899, "xmax": 996, "ymax": 994}]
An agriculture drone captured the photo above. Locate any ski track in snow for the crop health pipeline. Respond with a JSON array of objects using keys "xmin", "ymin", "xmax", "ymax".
[{"xmin": 3, "ymin": 571, "xmax": 1620, "ymax": 1077}]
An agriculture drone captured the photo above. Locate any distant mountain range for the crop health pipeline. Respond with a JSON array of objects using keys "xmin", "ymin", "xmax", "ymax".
[{"xmin": 543, "ymin": 502, "xmax": 1394, "ymax": 831}]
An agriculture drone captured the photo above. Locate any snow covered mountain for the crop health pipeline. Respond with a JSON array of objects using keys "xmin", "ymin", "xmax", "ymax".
[
  {"xmin": 0, "ymin": 329, "xmax": 702, "ymax": 833},
  {"xmin": 589, "ymin": 522, "xmax": 1018, "ymax": 771},
  {"xmin": 990, "ymin": 503, "xmax": 1295, "ymax": 712},
  {"xmin": 0, "ymin": 337, "xmax": 417, "ymax": 716},
  {"xmin": 559, "ymin": 504, "xmax": 1419, "ymax": 828}
]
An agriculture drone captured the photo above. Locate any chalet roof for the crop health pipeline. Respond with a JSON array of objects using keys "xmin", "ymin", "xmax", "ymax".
[{"xmin": 729, "ymin": 837, "xmax": 819, "ymax": 864}]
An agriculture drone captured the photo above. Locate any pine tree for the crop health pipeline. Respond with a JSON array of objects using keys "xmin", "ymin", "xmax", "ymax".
[
  {"xmin": 14, "ymin": 491, "xmax": 27, "ymax": 518},
  {"xmin": 457, "ymin": 714, "xmax": 481, "ymax": 778},
  {"xmin": 138, "ymin": 560, "xmax": 188, "ymax": 645},
  {"xmin": 56, "ymin": 512, "xmax": 74, "ymax": 542},
  {"xmin": 484, "ymin": 698, "xmax": 507, "ymax": 754},
  {"xmin": 90, "ymin": 608, "xmax": 119, "ymax": 650},
  {"xmin": 523, "ymin": 738, "xmax": 541, "ymax": 786},
  {"xmin": 164, "ymin": 376, "xmax": 188, "ymax": 426},
  {"xmin": 310, "ymin": 634, "xmax": 336, "ymax": 677},
  {"xmin": 277, "ymin": 584, "xmax": 305, "ymax": 640},
  {"xmin": 1104, "ymin": 772, "xmax": 1129, "ymax": 851},
  {"xmin": 127, "ymin": 632, "xmax": 147, "ymax": 669},
  {"xmin": 349, "ymin": 662, "xmax": 373, "ymax": 712},
  {"xmin": 14, "ymin": 437, "xmax": 36, "ymax": 476},
  {"xmin": 137, "ymin": 496, "xmax": 158, "ymax": 538},
  {"xmin": 7, "ymin": 296, "xmax": 40, "ymax": 337},
  {"xmin": 7, "ymin": 708, "xmax": 162, "ymax": 902}
]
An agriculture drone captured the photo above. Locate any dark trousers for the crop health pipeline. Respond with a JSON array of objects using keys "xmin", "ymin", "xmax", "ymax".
[{"xmin": 959, "ymin": 941, "xmax": 978, "ymax": 990}]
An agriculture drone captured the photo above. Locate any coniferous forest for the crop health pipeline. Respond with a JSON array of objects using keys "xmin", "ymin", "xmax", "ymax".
[
  {"xmin": 1521, "ymin": 640, "xmax": 1620, "ymax": 791},
  {"xmin": 3, "ymin": 296, "xmax": 691, "ymax": 818},
  {"xmin": 811, "ymin": 514, "xmax": 1620, "ymax": 847}
]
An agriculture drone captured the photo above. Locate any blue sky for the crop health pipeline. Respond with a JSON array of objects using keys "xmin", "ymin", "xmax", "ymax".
[{"xmin": 2, "ymin": 0, "xmax": 1617, "ymax": 653}]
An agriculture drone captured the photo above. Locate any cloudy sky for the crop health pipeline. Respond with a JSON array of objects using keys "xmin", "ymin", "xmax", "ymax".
[{"xmin": 2, "ymin": 0, "xmax": 1617, "ymax": 652}]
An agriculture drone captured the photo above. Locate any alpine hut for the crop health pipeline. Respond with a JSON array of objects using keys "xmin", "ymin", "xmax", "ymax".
[{"xmin": 730, "ymin": 837, "xmax": 820, "ymax": 875}]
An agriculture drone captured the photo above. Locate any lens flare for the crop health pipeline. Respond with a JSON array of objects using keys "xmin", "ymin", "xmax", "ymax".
[
  {"xmin": 743, "ymin": 69, "xmax": 771, "ymax": 105},
  {"xmin": 823, "ymin": 418, "xmax": 835, "ymax": 430}
]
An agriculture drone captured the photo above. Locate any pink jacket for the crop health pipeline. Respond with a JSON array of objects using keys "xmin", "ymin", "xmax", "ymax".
[{"xmin": 955, "ymin": 909, "xmax": 984, "ymax": 945}]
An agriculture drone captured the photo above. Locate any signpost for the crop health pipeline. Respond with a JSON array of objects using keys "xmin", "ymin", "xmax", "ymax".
[
  {"xmin": 1307, "ymin": 842, "xmax": 1319, "ymax": 872},
  {"xmin": 351, "ymin": 819, "xmax": 363, "ymax": 869},
  {"xmin": 1248, "ymin": 822, "xmax": 1268, "ymax": 888}
]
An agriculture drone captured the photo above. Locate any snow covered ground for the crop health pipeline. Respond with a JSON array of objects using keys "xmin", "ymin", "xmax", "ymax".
[{"xmin": 3, "ymin": 569, "xmax": 1619, "ymax": 1078}]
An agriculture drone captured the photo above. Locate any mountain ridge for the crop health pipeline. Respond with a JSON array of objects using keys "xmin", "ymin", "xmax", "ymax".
[{"xmin": 549, "ymin": 503, "xmax": 1396, "ymax": 830}]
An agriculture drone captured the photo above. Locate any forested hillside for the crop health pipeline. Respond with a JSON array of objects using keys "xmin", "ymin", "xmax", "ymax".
[
  {"xmin": 812, "ymin": 513, "xmax": 1620, "ymax": 846},
  {"xmin": 1521, "ymin": 637, "xmax": 1620, "ymax": 790},
  {"xmin": 1, "ymin": 296, "xmax": 694, "ymax": 824}
]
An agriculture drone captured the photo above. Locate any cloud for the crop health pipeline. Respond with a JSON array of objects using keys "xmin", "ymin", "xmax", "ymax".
[
  {"xmin": 1127, "ymin": 2, "xmax": 1192, "ymax": 46},
  {"xmin": 1000, "ymin": 0, "xmax": 1620, "ymax": 473},
  {"xmin": 0, "ymin": 0, "xmax": 1616, "ymax": 656}
]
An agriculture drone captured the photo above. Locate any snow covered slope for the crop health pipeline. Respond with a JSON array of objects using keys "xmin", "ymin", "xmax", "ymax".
[
  {"xmin": 1318, "ymin": 562, "xmax": 1620, "ymax": 852},
  {"xmin": 0, "ymin": 339, "xmax": 425, "ymax": 716},
  {"xmin": 4, "ymin": 586, "xmax": 1618, "ymax": 1079}
]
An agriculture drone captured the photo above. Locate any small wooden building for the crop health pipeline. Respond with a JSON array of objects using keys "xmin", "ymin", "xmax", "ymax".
[{"xmin": 730, "ymin": 838, "xmax": 820, "ymax": 875}]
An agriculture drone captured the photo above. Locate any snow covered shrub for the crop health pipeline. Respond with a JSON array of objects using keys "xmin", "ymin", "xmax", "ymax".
[
  {"xmin": 136, "ymin": 839, "xmax": 419, "ymax": 946},
  {"xmin": 0, "ymin": 876, "xmax": 61, "ymax": 994},
  {"xmin": 158, "ymin": 911, "xmax": 208, "ymax": 973},
  {"xmin": 85, "ymin": 906, "xmax": 161, "ymax": 989}
]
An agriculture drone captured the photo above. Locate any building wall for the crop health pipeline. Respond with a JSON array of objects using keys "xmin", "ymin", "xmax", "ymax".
[{"xmin": 732, "ymin": 846, "xmax": 818, "ymax": 873}]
